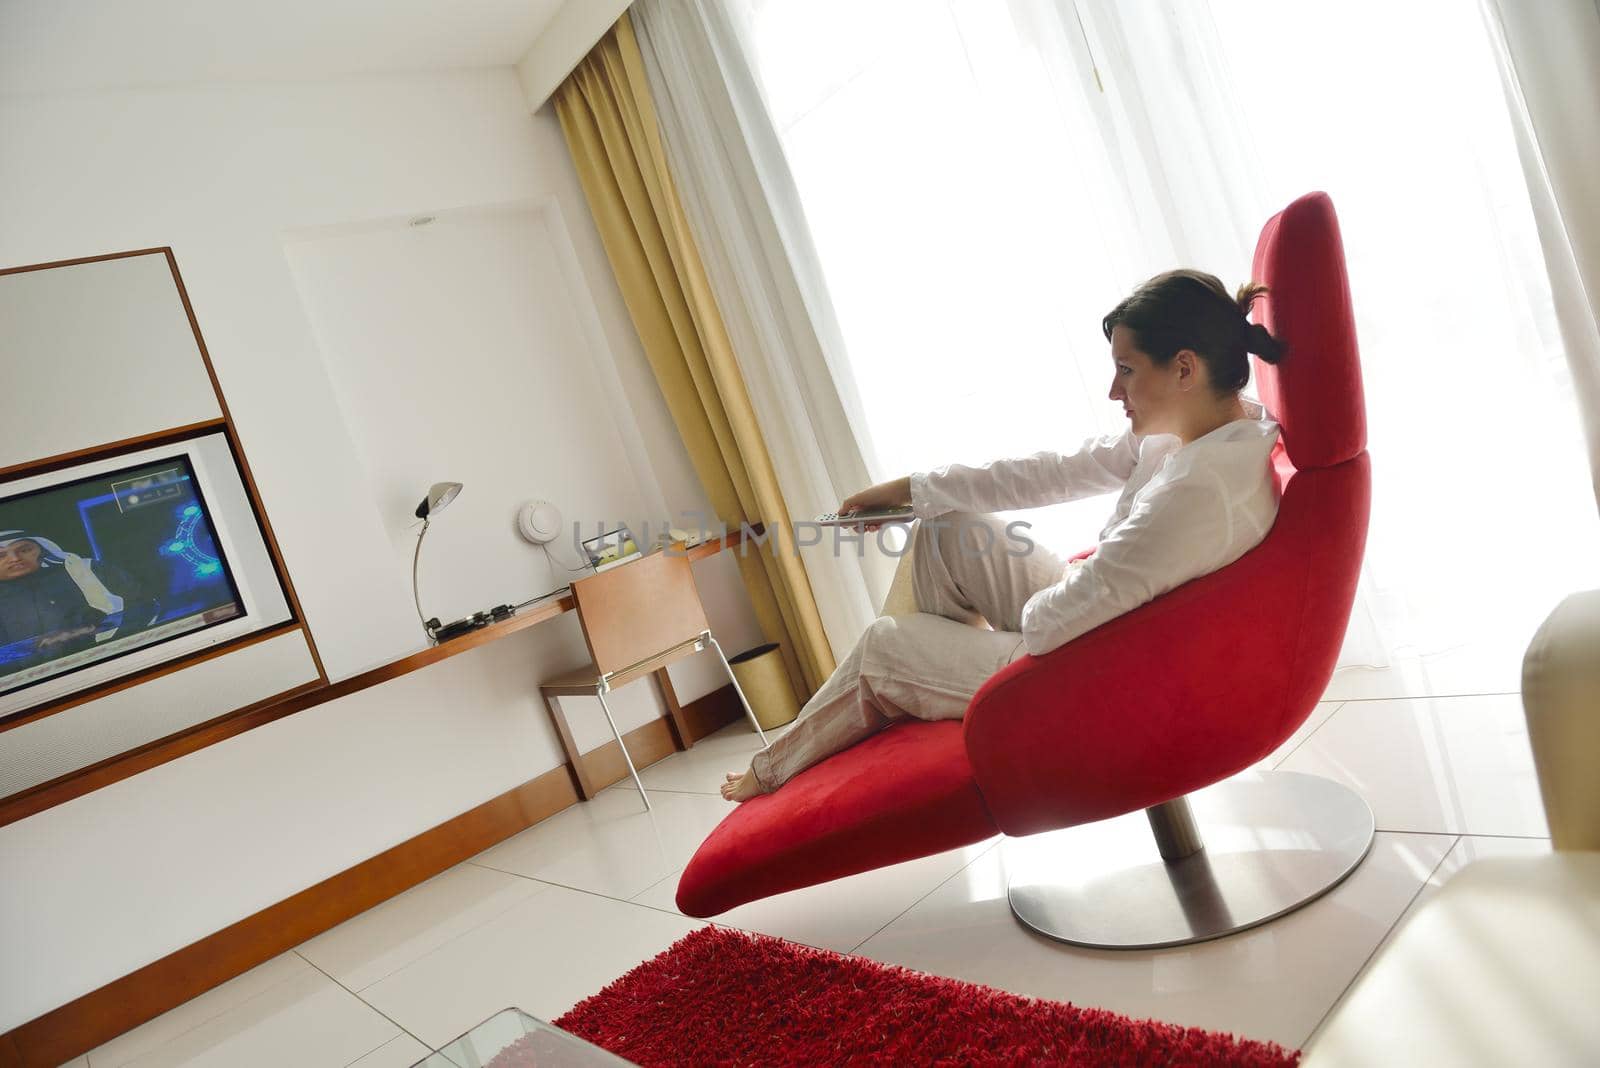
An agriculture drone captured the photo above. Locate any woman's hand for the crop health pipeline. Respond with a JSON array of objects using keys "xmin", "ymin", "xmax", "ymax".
[{"xmin": 838, "ymin": 476, "xmax": 912, "ymax": 532}]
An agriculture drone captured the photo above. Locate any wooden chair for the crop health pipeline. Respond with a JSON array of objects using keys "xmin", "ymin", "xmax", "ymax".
[{"xmin": 539, "ymin": 543, "xmax": 771, "ymax": 810}]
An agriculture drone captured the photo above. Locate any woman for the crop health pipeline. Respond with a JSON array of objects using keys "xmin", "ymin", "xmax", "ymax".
[{"xmin": 722, "ymin": 269, "xmax": 1287, "ymax": 802}]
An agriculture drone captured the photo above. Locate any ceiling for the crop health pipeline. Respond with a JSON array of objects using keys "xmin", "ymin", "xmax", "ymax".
[{"xmin": 0, "ymin": 0, "xmax": 567, "ymax": 97}]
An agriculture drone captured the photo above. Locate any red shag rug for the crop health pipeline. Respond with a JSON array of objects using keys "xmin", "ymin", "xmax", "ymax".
[{"xmin": 545, "ymin": 926, "xmax": 1298, "ymax": 1066}]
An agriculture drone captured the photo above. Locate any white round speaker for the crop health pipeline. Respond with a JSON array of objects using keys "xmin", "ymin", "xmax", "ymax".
[{"xmin": 516, "ymin": 500, "xmax": 562, "ymax": 545}]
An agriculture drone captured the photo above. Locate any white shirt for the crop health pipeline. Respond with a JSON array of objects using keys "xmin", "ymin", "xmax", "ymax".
[{"xmin": 908, "ymin": 399, "xmax": 1282, "ymax": 656}]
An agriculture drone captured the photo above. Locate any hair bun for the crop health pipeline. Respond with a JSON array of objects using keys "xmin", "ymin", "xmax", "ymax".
[{"xmin": 1243, "ymin": 321, "xmax": 1286, "ymax": 364}]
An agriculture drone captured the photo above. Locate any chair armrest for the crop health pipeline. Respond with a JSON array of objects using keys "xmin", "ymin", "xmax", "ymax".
[{"xmin": 1522, "ymin": 589, "xmax": 1600, "ymax": 850}]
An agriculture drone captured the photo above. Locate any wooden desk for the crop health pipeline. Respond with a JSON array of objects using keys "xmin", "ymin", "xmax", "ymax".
[{"xmin": 0, "ymin": 524, "xmax": 765, "ymax": 827}]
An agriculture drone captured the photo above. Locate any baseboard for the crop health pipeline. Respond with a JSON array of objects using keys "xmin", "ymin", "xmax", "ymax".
[
  {"xmin": 0, "ymin": 683, "xmax": 746, "ymax": 1068},
  {"xmin": 581, "ymin": 717, "xmax": 682, "ymax": 791}
]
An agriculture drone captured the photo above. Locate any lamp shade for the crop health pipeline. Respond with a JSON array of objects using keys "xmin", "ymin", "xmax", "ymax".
[{"xmin": 415, "ymin": 481, "xmax": 463, "ymax": 519}]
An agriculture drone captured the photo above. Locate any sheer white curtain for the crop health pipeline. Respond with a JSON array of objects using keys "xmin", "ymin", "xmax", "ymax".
[
  {"xmin": 709, "ymin": 0, "xmax": 1261, "ymax": 558},
  {"xmin": 631, "ymin": 0, "xmax": 896, "ymax": 661},
  {"xmin": 1182, "ymin": 0, "xmax": 1599, "ymax": 683},
  {"xmin": 1479, "ymin": 0, "xmax": 1600, "ymax": 512},
  {"xmin": 688, "ymin": 0, "xmax": 1600, "ymax": 682}
]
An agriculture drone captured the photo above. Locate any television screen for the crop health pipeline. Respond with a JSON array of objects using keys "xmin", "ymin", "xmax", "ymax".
[{"xmin": 0, "ymin": 455, "xmax": 246, "ymax": 702}]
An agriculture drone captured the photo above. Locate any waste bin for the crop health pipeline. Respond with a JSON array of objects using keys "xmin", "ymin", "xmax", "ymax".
[{"xmin": 727, "ymin": 642, "xmax": 801, "ymax": 729}]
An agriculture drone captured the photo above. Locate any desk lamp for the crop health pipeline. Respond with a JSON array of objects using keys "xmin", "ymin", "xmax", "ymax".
[{"xmin": 412, "ymin": 481, "xmax": 462, "ymax": 641}]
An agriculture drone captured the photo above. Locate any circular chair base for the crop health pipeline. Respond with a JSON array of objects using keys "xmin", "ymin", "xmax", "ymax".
[{"xmin": 1006, "ymin": 770, "xmax": 1374, "ymax": 950}]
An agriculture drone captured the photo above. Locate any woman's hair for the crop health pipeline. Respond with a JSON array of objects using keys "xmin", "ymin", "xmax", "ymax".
[{"xmin": 1101, "ymin": 268, "xmax": 1286, "ymax": 394}]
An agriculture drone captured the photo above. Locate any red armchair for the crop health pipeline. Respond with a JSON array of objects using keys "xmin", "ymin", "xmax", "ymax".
[{"xmin": 677, "ymin": 192, "xmax": 1374, "ymax": 948}]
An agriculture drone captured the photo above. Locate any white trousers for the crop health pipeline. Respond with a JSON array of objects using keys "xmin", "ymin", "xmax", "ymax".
[{"xmin": 749, "ymin": 512, "xmax": 1067, "ymax": 792}]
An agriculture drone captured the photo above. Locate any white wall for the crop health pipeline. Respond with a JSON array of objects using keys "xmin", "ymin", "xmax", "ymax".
[
  {"xmin": 0, "ymin": 69, "xmax": 763, "ymax": 1031},
  {"xmin": 282, "ymin": 202, "xmax": 645, "ymax": 628}
]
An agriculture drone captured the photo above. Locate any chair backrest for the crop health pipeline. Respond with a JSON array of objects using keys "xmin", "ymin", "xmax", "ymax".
[
  {"xmin": 570, "ymin": 545, "xmax": 710, "ymax": 676},
  {"xmin": 1244, "ymin": 191, "xmax": 1374, "ymax": 731},
  {"xmin": 965, "ymin": 192, "xmax": 1374, "ymax": 834},
  {"xmin": 1251, "ymin": 192, "xmax": 1368, "ymax": 471}
]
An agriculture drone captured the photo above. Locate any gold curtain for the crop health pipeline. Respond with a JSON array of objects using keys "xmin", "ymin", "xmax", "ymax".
[{"xmin": 553, "ymin": 13, "xmax": 833, "ymax": 701}]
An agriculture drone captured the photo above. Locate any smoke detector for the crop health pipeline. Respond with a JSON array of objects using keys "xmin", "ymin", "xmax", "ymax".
[{"xmin": 516, "ymin": 500, "xmax": 562, "ymax": 545}]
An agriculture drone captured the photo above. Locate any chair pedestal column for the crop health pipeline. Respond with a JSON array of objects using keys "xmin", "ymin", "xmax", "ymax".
[
  {"xmin": 1005, "ymin": 770, "xmax": 1373, "ymax": 950},
  {"xmin": 1147, "ymin": 795, "xmax": 1204, "ymax": 860}
]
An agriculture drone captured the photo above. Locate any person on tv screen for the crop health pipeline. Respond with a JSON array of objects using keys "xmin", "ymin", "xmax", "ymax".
[{"xmin": 0, "ymin": 530, "xmax": 154, "ymax": 664}]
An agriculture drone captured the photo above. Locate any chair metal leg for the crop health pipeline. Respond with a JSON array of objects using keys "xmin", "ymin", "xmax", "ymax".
[
  {"xmin": 595, "ymin": 687, "xmax": 651, "ymax": 811},
  {"xmin": 1147, "ymin": 795, "xmax": 1204, "ymax": 860},
  {"xmin": 706, "ymin": 635, "xmax": 770, "ymax": 748},
  {"xmin": 1004, "ymin": 770, "xmax": 1374, "ymax": 949}
]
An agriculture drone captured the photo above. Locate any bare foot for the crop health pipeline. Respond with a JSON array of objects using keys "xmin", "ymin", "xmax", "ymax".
[{"xmin": 720, "ymin": 769, "xmax": 763, "ymax": 803}]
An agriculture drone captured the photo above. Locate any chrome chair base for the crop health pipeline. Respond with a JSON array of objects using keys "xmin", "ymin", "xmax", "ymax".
[
  {"xmin": 1005, "ymin": 770, "xmax": 1374, "ymax": 950},
  {"xmin": 594, "ymin": 689, "xmax": 651, "ymax": 812}
]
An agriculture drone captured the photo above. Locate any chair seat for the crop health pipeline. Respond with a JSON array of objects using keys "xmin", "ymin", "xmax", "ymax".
[
  {"xmin": 675, "ymin": 719, "xmax": 999, "ymax": 917},
  {"xmin": 541, "ymin": 639, "xmax": 701, "ymax": 694},
  {"xmin": 542, "ymin": 662, "xmax": 603, "ymax": 690}
]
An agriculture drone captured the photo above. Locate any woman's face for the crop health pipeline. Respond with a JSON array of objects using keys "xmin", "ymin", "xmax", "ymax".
[
  {"xmin": 1108, "ymin": 324, "xmax": 1191, "ymax": 437},
  {"xmin": 0, "ymin": 539, "xmax": 43, "ymax": 581}
]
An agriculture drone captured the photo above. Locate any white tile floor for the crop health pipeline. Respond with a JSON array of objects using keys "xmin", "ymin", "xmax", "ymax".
[{"xmin": 82, "ymin": 645, "xmax": 1552, "ymax": 1067}]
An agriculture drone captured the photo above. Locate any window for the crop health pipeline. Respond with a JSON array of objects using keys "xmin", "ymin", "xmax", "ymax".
[{"xmin": 730, "ymin": 0, "xmax": 1599, "ymax": 670}]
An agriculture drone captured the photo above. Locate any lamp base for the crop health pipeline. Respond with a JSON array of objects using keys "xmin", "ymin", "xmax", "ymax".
[{"xmin": 1005, "ymin": 770, "xmax": 1374, "ymax": 950}]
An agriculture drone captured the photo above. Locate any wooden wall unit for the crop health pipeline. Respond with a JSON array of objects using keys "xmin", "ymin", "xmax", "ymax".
[
  {"xmin": 0, "ymin": 246, "xmax": 776, "ymax": 1064},
  {"xmin": 0, "ymin": 248, "xmax": 327, "ymax": 808}
]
